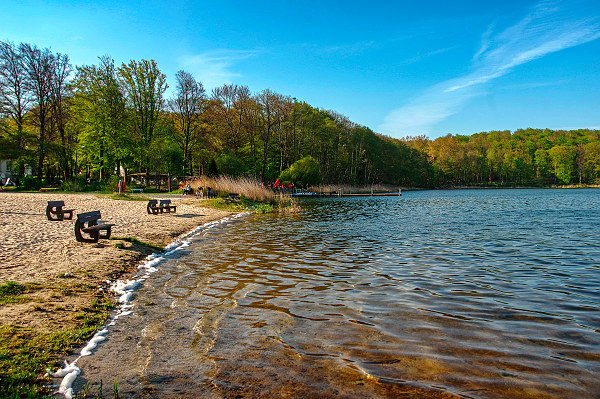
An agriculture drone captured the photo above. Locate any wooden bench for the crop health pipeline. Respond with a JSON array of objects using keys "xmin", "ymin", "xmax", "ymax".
[
  {"xmin": 225, "ymin": 193, "xmax": 240, "ymax": 204},
  {"xmin": 147, "ymin": 199, "xmax": 162, "ymax": 215},
  {"xmin": 159, "ymin": 199, "xmax": 176, "ymax": 213},
  {"xmin": 75, "ymin": 211, "xmax": 115, "ymax": 243},
  {"xmin": 46, "ymin": 200, "xmax": 75, "ymax": 221}
]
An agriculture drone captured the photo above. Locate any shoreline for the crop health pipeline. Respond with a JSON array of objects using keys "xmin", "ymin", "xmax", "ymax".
[
  {"xmin": 51, "ymin": 212, "xmax": 250, "ymax": 398},
  {"xmin": 0, "ymin": 192, "xmax": 234, "ymax": 396}
]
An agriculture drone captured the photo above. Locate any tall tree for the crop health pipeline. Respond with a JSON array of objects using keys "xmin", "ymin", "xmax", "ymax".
[
  {"xmin": 0, "ymin": 41, "xmax": 31, "ymax": 175},
  {"xmin": 211, "ymin": 84, "xmax": 251, "ymax": 157},
  {"xmin": 72, "ymin": 56, "xmax": 128, "ymax": 181},
  {"xmin": 117, "ymin": 59, "xmax": 167, "ymax": 173},
  {"xmin": 169, "ymin": 70, "xmax": 206, "ymax": 176},
  {"xmin": 49, "ymin": 52, "xmax": 72, "ymax": 180},
  {"xmin": 549, "ymin": 145, "xmax": 577, "ymax": 184},
  {"xmin": 255, "ymin": 89, "xmax": 289, "ymax": 183},
  {"xmin": 20, "ymin": 43, "xmax": 54, "ymax": 180}
]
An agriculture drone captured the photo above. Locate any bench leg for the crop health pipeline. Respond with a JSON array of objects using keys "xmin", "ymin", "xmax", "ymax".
[
  {"xmin": 98, "ymin": 226, "xmax": 112, "ymax": 240},
  {"xmin": 63, "ymin": 210, "xmax": 73, "ymax": 220},
  {"xmin": 75, "ymin": 221, "xmax": 99, "ymax": 243},
  {"xmin": 46, "ymin": 206, "xmax": 62, "ymax": 221}
]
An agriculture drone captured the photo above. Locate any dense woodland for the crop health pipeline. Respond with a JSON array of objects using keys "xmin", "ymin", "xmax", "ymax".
[{"xmin": 1, "ymin": 41, "xmax": 599, "ymax": 189}]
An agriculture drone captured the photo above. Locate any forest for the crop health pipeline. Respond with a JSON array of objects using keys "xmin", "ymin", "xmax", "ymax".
[{"xmin": 1, "ymin": 40, "xmax": 599, "ymax": 190}]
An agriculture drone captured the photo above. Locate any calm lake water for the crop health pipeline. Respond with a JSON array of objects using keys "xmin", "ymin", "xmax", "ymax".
[{"xmin": 74, "ymin": 189, "xmax": 600, "ymax": 398}]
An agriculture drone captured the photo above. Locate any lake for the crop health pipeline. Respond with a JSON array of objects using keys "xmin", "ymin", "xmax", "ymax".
[{"xmin": 72, "ymin": 189, "xmax": 600, "ymax": 398}]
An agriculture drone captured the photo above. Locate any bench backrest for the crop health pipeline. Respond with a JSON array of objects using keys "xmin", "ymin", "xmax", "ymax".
[
  {"xmin": 77, "ymin": 210, "xmax": 101, "ymax": 224},
  {"xmin": 148, "ymin": 200, "xmax": 158, "ymax": 206},
  {"xmin": 159, "ymin": 199, "xmax": 172, "ymax": 205},
  {"xmin": 48, "ymin": 200, "xmax": 65, "ymax": 207}
]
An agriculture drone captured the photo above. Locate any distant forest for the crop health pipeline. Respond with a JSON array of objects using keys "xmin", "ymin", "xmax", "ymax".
[{"xmin": 1, "ymin": 41, "xmax": 599, "ymax": 189}]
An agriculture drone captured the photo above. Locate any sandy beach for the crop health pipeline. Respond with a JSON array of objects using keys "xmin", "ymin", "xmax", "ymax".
[{"xmin": 0, "ymin": 192, "xmax": 233, "ymax": 332}]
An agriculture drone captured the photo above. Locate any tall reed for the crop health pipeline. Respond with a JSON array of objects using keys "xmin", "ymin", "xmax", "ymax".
[{"xmin": 182, "ymin": 176, "xmax": 275, "ymax": 202}]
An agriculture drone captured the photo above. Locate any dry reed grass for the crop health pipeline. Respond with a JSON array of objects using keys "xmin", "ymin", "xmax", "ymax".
[{"xmin": 183, "ymin": 176, "xmax": 275, "ymax": 202}]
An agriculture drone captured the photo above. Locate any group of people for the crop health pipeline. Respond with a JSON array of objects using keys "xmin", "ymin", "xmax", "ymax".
[
  {"xmin": 182, "ymin": 184, "xmax": 214, "ymax": 199},
  {"xmin": 262, "ymin": 179, "xmax": 294, "ymax": 192}
]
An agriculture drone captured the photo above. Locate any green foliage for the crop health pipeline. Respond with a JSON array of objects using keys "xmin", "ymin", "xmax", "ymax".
[
  {"xmin": 207, "ymin": 159, "xmax": 218, "ymax": 177},
  {"xmin": 250, "ymin": 202, "xmax": 273, "ymax": 213},
  {"xmin": 18, "ymin": 175, "xmax": 41, "ymax": 191},
  {"xmin": 403, "ymin": 128, "xmax": 600, "ymax": 186},
  {"xmin": 216, "ymin": 154, "xmax": 244, "ymax": 177},
  {"xmin": 549, "ymin": 145, "xmax": 577, "ymax": 184},
  {"xmin": 2, "ymin": 40, "xmax": 599, "ymax": 189},
  {"xmin": 279, "ymin": 156, "xmax": 321, "ymax": 188}
]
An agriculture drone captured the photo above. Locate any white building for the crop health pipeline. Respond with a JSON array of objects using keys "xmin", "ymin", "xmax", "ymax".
[{"xmin": 0, "ymin": 159, "xmax": 12, "ymax": 184}]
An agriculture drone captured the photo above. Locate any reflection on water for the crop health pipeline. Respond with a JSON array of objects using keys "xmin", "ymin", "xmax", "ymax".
[{"xmin": 75, "ymin": 189, "xmax": 600, "ymax": 398}]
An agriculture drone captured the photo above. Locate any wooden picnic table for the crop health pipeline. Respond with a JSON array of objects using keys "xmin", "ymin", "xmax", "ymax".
[{"xmin": 46, "ymin": 200, "xmax": 75, "ymax": 221}]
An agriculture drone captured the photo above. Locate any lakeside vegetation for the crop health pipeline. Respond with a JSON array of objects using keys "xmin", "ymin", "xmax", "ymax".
[{"xmin": 3, "ymin": 40, "xmax": 598, "ymax": 191}]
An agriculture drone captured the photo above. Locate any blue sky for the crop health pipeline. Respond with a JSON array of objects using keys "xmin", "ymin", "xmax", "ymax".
[{"xmin": 1, "ymin": 0, "xmax": 599, "ymax": 139}]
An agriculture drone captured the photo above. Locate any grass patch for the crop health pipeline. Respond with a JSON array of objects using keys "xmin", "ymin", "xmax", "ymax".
[
  {"xmin": 204, "ymin": 198, "xmax": 246, "ymax": 211},
  {"xmin": 0, "ymin": 282, "xmax": 39, "ymax": 305},
  {"xmin": 0, "ymin": 296, "xmax": 112, "ymax": 398},
  {"xmin": 109, "ymin": 237, "xmax": 164, "ymax": 252},
  {"xmin": 199, "ymin": 196, "xmax": 296, "ymax": 214},
  {"xmin": 96, "ymin": 193, "xmax": 148, "ymax": 202},
  {"xmin": 245, "ymin": 202, "xmax": 273, "ymax": 213},
  {"xmin": 73, "ymin": 380, "xmax": 120, "ymax": 399}
]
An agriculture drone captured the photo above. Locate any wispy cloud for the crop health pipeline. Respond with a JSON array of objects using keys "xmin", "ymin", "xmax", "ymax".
[
  {"xmin": 472, "ymin": 22, "xmax": 495, "ymax": 62},
  {"xmin": 399, "ymin": 46, "xmax": 457, "ymax": 65},
  {"xmin": 319, "ymin": 40, "xmax": 377, "ymax": 56},
  {"xmin": 315, "ymin": 34, "xmax": 424, "ymax": 58},
  {"xmin": 379, "ymin": 0, "xmax": 600, "ymax": 137},
  {"xmin": 178, "ymin": 49, "xmax": 259, "ymax": 90}
]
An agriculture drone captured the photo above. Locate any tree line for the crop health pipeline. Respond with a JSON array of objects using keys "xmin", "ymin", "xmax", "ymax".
[
  {"xmin": 1, "ymin": 40, "xmax": 598, "ymax": 189},
  {"xmin": 403, "ymin": 128, "xmax": 600, "ymax": 186}
]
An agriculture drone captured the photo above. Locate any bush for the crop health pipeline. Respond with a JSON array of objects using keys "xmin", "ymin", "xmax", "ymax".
[
  {"xmin": 19, "ymin": 175, "xmax": 41, "ymax": 191},
  {"xmin": 279, "ymin": 156, "xmax": 321, "ymax": 188},
  {"xmin": 100, "ymin": 175, "xmax": 122, "ymax": 193}
]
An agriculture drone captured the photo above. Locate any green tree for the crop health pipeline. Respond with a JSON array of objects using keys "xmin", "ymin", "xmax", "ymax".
[
  {"xmin": 118, "ymin": 59, "xmax": 167, "ymax": 173},
  {"xmin": 278, "ymin": 155, "xmax": 321, "ymax": 188},
  {"xmin": 549, "ymin": 145, "xmax": 577, "ymax": 184},
  {"xmin": 584, "ymin": 141, "xmax": 600, "ymax": 183},
  {"xmin": 0, "ymin": 41, "xmax": 31, "ymax": 176},
  {"xmin": 534, "ymin": 148, "xmax": 552, "ymax": 182},
  {"xmin": 169, "ymin": 70, "xmax": 206, "ymax": 176},
  {"xmin": 71, "ymin": 56, "xmax": 128, "ymax": 181},
  {"xmin": 20, "ymin": 43, "xmax": 54, "ymax": 180},
  {"xmin": 216, "ymin": 154, "xmax": 244, "ymax": 177}
]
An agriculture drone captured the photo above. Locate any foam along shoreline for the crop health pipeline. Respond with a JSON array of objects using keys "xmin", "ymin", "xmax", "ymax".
[{"xmin": 49, "ymin": 212, "xmax": 250, "ymax": 399}]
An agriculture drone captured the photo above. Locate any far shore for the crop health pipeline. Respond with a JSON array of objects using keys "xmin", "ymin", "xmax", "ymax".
[{"xmin": 0, "ymin": 191, "xmax": 233, "ymax": 335}]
